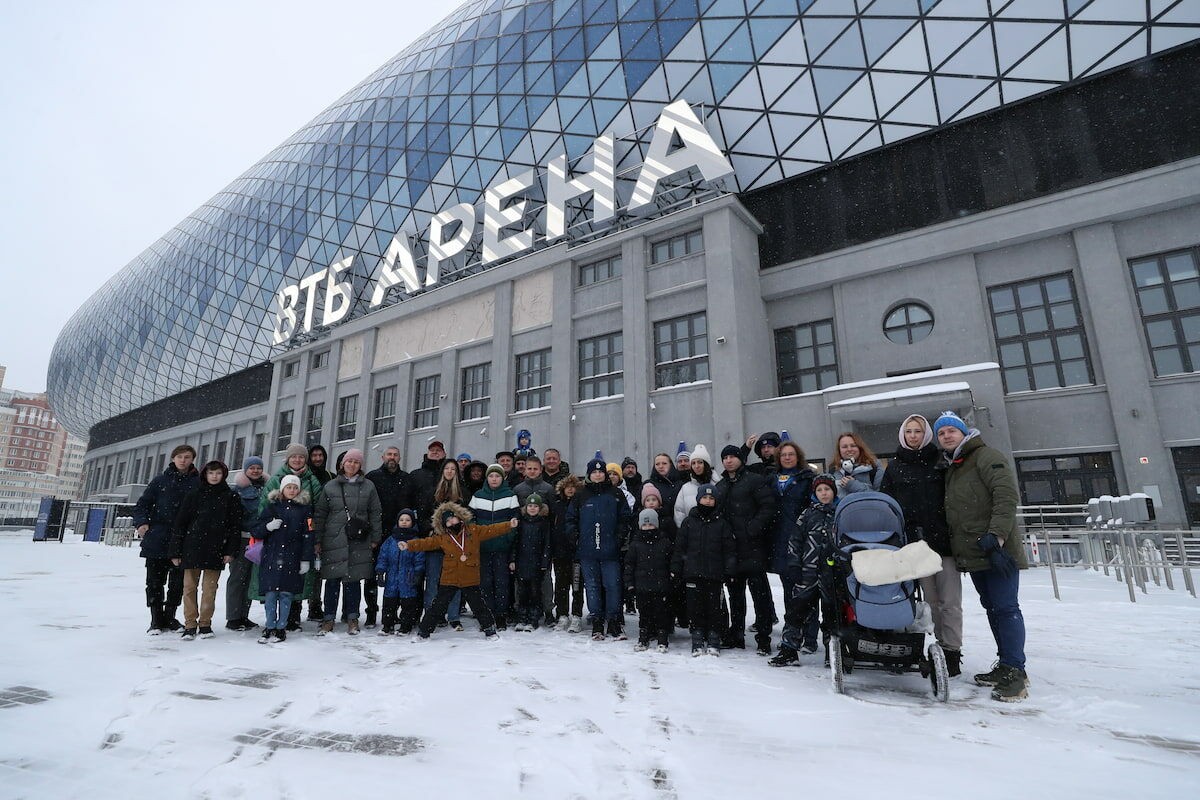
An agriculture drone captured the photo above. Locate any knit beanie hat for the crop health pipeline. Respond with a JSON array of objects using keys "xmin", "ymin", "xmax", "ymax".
[
  {"xmin": 720, "ymin": 444, "xmax": 742, "ymax": 461},
  {"xmin": 242, "ymin": 456, "xmax": 264, "ymax": 471},
  {"xmin": 640, "ymin": 483, "xmax": 662, "ymax": 503},
  {"xmin": 525, "ymin": 493, "xmax": 544, "ymax": 507},
  {"xmin": 343, "ymin": 448, "xmax": 365, "ymax": 464},
  {"xmin": 933, "ymin": 410, "xmax": 969, "ymax": 437},
  {"xmin": 586, "ymin": 458, "xmax": 606, "ymax": 476},
  {"xmin": 812, "ymin": 473, "xmax": 837, "ymax": 495},
  {"xmin": 281, "ymin": 475, "xmax": 302, "ymax": 491},
  {"xmin": 397, "ymin": 508, "xmax": 417, "ymax": 525},
  {"xmin": 697, "ymin": 483, "xmax": 716, "ymax": 499},
  {"xmin": 486, "ymin": 464, "xmax": 506, "ymax": 479},
  {"xmin": 284, "ymin": 443, "xmax": 308, "ymax": 460},
  {"xmin": 606, "ymin": 462, "xmax": 621, "ymax": 476},
  {"xmin": 689, "ymin": 444, "xmax": 712, "ymax": 465},
  {"xmin": 621, "ymin": 457, "xmax": 637, "ymax": 469},
  {"xmin": 638, "ymin": 509, "xmax": 659, "ymax": 528},
  {"xmin": 754, "ymin": 432, "xmax": 781, "ymax": 457},
  {"xmin": 456, "ymin": 452, "xmax": 472, "ymax": 461}
]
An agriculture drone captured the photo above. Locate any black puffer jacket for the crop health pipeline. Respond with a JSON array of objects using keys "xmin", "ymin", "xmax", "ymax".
[
  {"xmin": 404, "ymin": 457, "xmax": 443, "ymax": 521},
  {"xmin": 169, "ymin": 481, "xmax": 243, "ymax": 570},
  {"xmin": 787, "ymin": 501, "xmax": 837, "ymax": 594},
  {"xmin": 712, "ymin": 466, "xmax": 777, "ymax": 574},
  {"xmin": 548, "ymin": 495, "xmax": 578, "ymax": 560},
  {"xmin": 513, "ymin": 510, "xmax": 552, "ymax": 579},
  {"xmin": 367, "ymin": 463, "xmax": 411, "ymax": 530},
  {"xmin": 671, "ymin": 505, "xmax": 736, "ymax": 581},
  {"xmin": 624, "ymin": 527, "xmax": 673, "ymax": 593},
  {"xmin": 133, "ymin": 464, "xmax": 201, "ymax": 559},
  {"xmin": 880, "ymin": 443, "xmax": 951, "ymax": 556}
]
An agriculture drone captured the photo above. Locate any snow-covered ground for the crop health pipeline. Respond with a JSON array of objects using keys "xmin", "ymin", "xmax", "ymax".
[{"xmin": 0, "ymin": 533, "xmax": 1197, "ymax": 799}]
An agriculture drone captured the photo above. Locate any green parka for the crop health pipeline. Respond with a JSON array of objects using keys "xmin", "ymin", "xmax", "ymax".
[
  {"xmin": 259, "ymin": 463, "xmax": 324, "ymax": 515},
  {"xmin": 943, "ymin": 435, "xmax": 1028, "ymax": 572}
]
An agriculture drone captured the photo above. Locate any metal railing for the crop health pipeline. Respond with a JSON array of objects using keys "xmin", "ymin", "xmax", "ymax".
[{"xmin": 1024, "ymin": 528, "xmax": 1197, "ymax": 602}]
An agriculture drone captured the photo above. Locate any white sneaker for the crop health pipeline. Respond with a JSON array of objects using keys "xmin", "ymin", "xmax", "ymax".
[
  {"xmin": 657, "ymin": 644, "xmax": 669, "ymax": 653},
  {"xmin": 556, "ymin": 616, "xmax": 569, "ymax": 630},
  {"xmin": 567, "ymin": 615, "xmax": 582, "ymax": 633}
]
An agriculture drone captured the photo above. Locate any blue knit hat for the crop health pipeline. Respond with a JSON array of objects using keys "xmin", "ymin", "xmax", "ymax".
[
  {"xmin": 456, "ymin": 452, "xmax": 472, "ymax": 461},
  {"xmin": 586, "ymin": 458, "xmax": 606, "ymax": 476},
  {"xmin": 697, "ymin": 484, "xmax": 717, "ymax": 499},
  {"xmin": 242, "ymin": 456, "xmax": 264, "ymax": 470},
  {"xmin": 934, "ymin": 410, "xmax": 969, "ymax": 437}
]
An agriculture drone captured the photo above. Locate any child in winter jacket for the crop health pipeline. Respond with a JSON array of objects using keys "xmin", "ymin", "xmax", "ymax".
[
  {"xmin": 548, "ymin": 476, "xmax": 584, "ymax": 631},
  {"xmin": 375, "ymin": 509, "xmax": 427, "ymax": 635},
  {"xmin": 511, "ymin": 494, "xmax": 552, "ymax": 631},
  {"xmin": 770, "ymin": 474, "xmax": 838, "ymax": 667},
  {"xmin": 253, "ymin": 474, "xmax": 315, "ymax": 643},
  {"xmin": 400, "ymin": 502, "xmax": 519, "ymax": 639},
  {"xmin": 671, "ymin": 484, "xmax": 736, "ymax": 656},
  {"xmin": 625, "ymin": 509, "xmax": 674, "ymax": 652}
]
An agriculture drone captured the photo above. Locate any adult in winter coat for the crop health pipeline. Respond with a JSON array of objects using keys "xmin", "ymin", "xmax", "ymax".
[
  {"xmin": 671, "ymin": 485, "xmax": 737, "ymax": 656},
  {"xmin": 307, "ymin": 444, "xmax": 335, "ymax": 486},
  {"xmin": 366, "ymin": 446, "xmax": 412, "ymax": 534},
  {"xmin": 313, "ymin": 449, "xmax": 383, "ymax": 635},
  {"xmin": 831, "ymin": 432, "xmax": 884, "ymax": 498},
  {"xmin": 470, "ymin": 464, "xmax": 520, "ymax": 629},
  {"xmin": 767, "ymin": 441, "xmax": 818, "ymax": 650},
  {"xmin": 511, "ymin": 494, "xmax": 553, "ymax": 630},
  {"xmin": 407, "ymin": 441, "xmax": 448, "ymax": 522},
  {"xmin": 624, "ymin": 509, "xmax": 674, "ymax": 651},
  {"xmin": 515, "ymin": 455, "xmax": 554, "ymax": 507},
  {"xmin": 541, "ymin": 449, "xmax": 572, "ymax": 495},
  {"xmin": 170, "ymin": 461, "xmax": 243, "ymax": 639},
  {"xmin": 936, "ymin": 410, "xmax": 1028, "ymax": 702},
  {"xmin": 646, "ymin": 453, "xmax": 682, "ymax": 517},
  {"xmin": 374, "ymin": 510, "xmax": 426, "ymax": 634},
  {"xmin": 738, "ymin": 431, "xmax": 782, "ymax": 475},
  {"xmin": 713, "ymin": 445, "xmax": 778, "ymax": 653},
  {"xmin": 252, "ymin": 475, "xmax": 315, "ymax": 642},
  {"xmin": 133, "ymin": 444, "xmax": 200, "ymax": 634},
  {"xmin": 620, "ymin": 458, "xmax": 644, "ymax": 504},
  {"xmin": 227, "ymin": 456, "xmax": 267, "ymax": 632},
  {"xmin": 673, "ymin": 445, "xmax": 719, "ymax": 527},
  {"xmin": 548, "ymin": 475, "xmax": 584, "ymax": 629},
  {"xmin": 770, "ymin": 475, "xmax": 838, "ymax": 667},
  {"xmin": 568, "ymin": 458, "xmax": 634, "ymax": 640},
  {"xmin": 402, "ymin": 502, "xmax": 520, "ymax": 639},
  {"xmin": 463, "ymin": 460, "xmax": 488, "ymax": 499},
  {"xmin": 880, "ymin": 414, "xmax": 960, "ymax": 676}
]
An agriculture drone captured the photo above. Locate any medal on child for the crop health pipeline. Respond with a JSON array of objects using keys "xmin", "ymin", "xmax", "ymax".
[{"xmin": 449, "ymin": 530, "xmax": 468, "ymax": 562}]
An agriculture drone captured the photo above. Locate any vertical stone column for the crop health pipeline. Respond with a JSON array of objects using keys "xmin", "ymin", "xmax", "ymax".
[
  {"xmin": 621, "ymin": 236, "xmax": 650, "ymax": 463},
  {"xmin": 490, "ymin": 282, "xmax": 515, "ymax": 457},
  {"xmin": 549, "ymin": 259, "xmax": 575, "ymax": 459}
]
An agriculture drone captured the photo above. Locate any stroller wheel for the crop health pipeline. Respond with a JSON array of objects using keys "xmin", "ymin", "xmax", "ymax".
[
  {"xmin": 928, "ymin": 643, "xmax": 950, "ymax": 702},
  {"xmin": 829, "ymin": 635, "xmax": 845, "ymax": 695}
]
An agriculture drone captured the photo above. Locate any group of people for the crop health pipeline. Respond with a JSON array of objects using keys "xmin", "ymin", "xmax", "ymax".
[{"xmin": 133, "ymin": 414, "xmax": 1030, "ymax": 703}]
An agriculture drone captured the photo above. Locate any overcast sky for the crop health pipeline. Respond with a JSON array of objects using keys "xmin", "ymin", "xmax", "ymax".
[{"xmin": 0, "ymin": 0, "xmax": 456, "ymax": 392}]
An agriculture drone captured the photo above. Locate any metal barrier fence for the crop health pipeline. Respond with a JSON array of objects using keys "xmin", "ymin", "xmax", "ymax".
[{"xmin": 1023, "ymin": 528, "xmax": 1197, "ymax": 602}]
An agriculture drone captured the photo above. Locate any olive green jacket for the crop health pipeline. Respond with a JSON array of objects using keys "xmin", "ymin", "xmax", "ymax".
[{"xmin": 943, "ymin": 435, "xmax": 1027, "ymax": 573}]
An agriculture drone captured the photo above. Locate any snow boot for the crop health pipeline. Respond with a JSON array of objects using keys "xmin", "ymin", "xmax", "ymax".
[
  {"xmin": 944, "ymin": 649, "xmax": 962, "ymax": 677},
  {"xmin": 691, "ymin": 645, "xmax": 705, "ymax": 657},
  {"xmin": 567, "ymin": 615, "xmax": 582, "ymax": 633},
  {"xmin": 274, "ymin": 628, "xmax": 287, "ymax": 643},
  {"xmin": 307, "ymin": 602, "xmax": 324, "ymax": 622},
  {"xmin": 181, "ymin": 628, "xmax": 197, "ymax": 641},
  {"xmin": 769, "ymin": 646, "xmax": 800, "ymax": 667},
  {"xmin": 147, "ymin": 606, "xmax": 163, "ymax": 635},
  {"xmin": 990, "ymin": 665, "xmax": 1029, "ymax": 702},
  {"xmin": 800, "ymin": 642, "xmax": 818, "ymax": 655},
  {"xmin": 163, "ymin": 607, "xmax": 182, "ymax": 631},
  {"xmin": 634, "ymin": 639, "xmax": 650, "ymax": 652},
  {"xmin": 706, "ymin": 645, "xmax": 721, "ymax": 657},
  {"xmin": 720, "ymin": 632, "xmax": 745, "ymax": 650},
  {"xmin": 607, "ymin": 619, "xmax": 626, "ymax": 641},
  {"xmin": 657, "ymin": 643, "xmax": 669, "ymax": 653},
  {"xmin": 494, "ymin": 615, "xmax": 506, "ymax": 631},
  {"xmin": 974, "ymin": 661, "xmax": 1005, "ymax": 687},
  {"xmin": 364, "ymin": 613, "xmax": 377, "ymax": 630},
  {"xmin": 318, "ymin": 620, "xmax": 334, "ymax": 636},
  {"xmin": 379, "ymin": 625, "xmax": 394, "ymax": 636},
  {"xmin": 756, "ymin": 640, "xmax": 772, "ymax": 656},
  {"xmin": 198, "ymin": 626, "xmax": 214, "ymax": 639},
  {"xmin": 451, "ymin": 620, "xmax": 465, "ymax": 632},
  {"xmin": 592, "ymin": 619, "xmax": 606, "ymax": 641},
  {"xmin": 257, "ymin": 629, "xmax": 272, "ymax": 644},
  {"xmin": 347, "ymin": 619, "xmax": 360, "ymax": 636}
]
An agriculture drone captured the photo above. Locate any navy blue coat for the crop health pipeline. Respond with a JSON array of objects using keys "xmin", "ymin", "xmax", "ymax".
[
  {"xmin": 767, "ymin": 468, "xmax": 816, "ymax": 575},
  {"xmin": 375, "ymin": 527, "xmax": 426, "ymax": 598},
  {"xmin": 568, "ymin": 480, "xmax": 632, "ymax": 561},
  {"xmin": 133, "ymin": 464, "xmax": 200, "ymax": 559},
  {"xmin": 253, "ymin": 491, "xmax": 315, "ymax": 594},
  {"xmin": 512, "ymin": 513, "xmax": 552, "ymax": 579}
]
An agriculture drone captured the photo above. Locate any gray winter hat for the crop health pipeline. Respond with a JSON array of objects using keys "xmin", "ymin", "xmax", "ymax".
[{"xmin": 638, "ymin": 508, "xmax": 659, "ymax": 528}]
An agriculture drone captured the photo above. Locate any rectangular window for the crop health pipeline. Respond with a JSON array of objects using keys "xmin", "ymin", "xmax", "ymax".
[
  {"xmin": 1016, "ymin": 452, "xmax": 1117, "ymax": 506},
  {"xmin": 578, "ymin": 254, "xmax": 622, "ymax": 286},
  {"xmin": 654, "ymin": 312, "xmax": 709, "ymax": 388},
  {"xmin": 143, "ymin": 458, "xmax": 155, "ymax": 484},
  {"xmin": 199, "ymin": 445, "xmax": 210, "ymax": 465},
  {"xmin": 1129, "ymin": 247, "xmax": 1200, "ymax": 376},
  {"xmin": 775, "ymin": 319, "xmax": 838, "ymax": 395},
  {"xmin": 216, "ymin": 441, "xmax": 227, "ymax": 464},
  {"xmin": 412, "ymin": 375, "xmax": 440, "ymax": 429},
  {"xmin": 231, "ymin": 437, "xmax": 246, "ymax": 470},
  {"xmin": 336, "ymin": 395, "xmax": 358, "ymax": 441},
  {"xmin": 988, "ymin": 273, "xmax": 1094, "ymax": 393},
  {"xmin": 305, "ymin": 403, "xmax": 324, "ymax": 446},
  {"xmin": 158, "ymin": 454, "xmax": 167, "ymax": 474},
  {"xmin": 282, "ymin": 359, "xmax": 300, "ymax": 379},
  {"xmin": 650, "ymin": 229, "xmax": 703, "ymax": 264},
  {"xmin": 372, "ymin": 385, "xmax": 397, "ymax": 435},
  {"xmin": 116, "ymin": 462, "xmax": 126, "ymax": 486},
  {"xmin": 460, "ymin": 364, "xmax": 491, "ymax": 420},
  {"xmin": 132, "ymin": 459, "xmax": 141, "ymax": 484},
  {"xmin": 515, "ymin": 349, "xmax": 552, "ymax": 411},
  {"xmin": 275, "ymin": 410, "xmax": 294, "ymax": 451},
  {"xmin": 311, "ymin": 350, "xmax": 330, "ymax": 371},
  {"xmin": 104, "ymin": 464, "xmax": 113, "ymax": 489},
  {"xmin": 578, "ymin": 332, "xmax": 624, "ymax": 400},
  {"xmin": 253, "ymin": 433, "xmax": 265, "ymax": 458}
]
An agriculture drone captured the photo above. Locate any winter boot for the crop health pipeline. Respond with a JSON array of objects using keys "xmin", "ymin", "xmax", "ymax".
[
  {"xmin": 800, "ymin": 642, "xmax": 818, "ymax": 655},
  {"xmin": 657, "ymin": 643, "xmax": 669, "ymax": 653},
  {"xmin": 347, "ymin": 619, "xmax": 360, "ymax": 636},
  {"xmin": 974, "ymin": 661, "xmax": 1006, "ymax": 687},
  {"xmin": 769, "ymin": 646, "xmax": 800, "ymax": 667},
  {"xmin": 690, "ymin": 630, "xmax": 705, "ymax": 656},
  {"xmin": 181, "ymin": 628, "xmax": 197, "ymax": 641},
  {"xmin": 451, "ymin": 620, "xmax": 465, "ymax": 632},
  {"xmin": 755, "ymin": 638, "xmax": 772, "ymax": 656},
  {"xmin": 274, "ymin": 628, "xmax": 287, "ymax": 643},
  {"xmin": 607, "ymin": 619, "xmax": 626, "ymax": 641},
  {"xmin": 364, "ymin": 613, "xmax": 377, "ymax": 630},
  {"xmin": 494, "ymin": 614, "xmax": 507, "ymax": 632},
  {"xmin": 318, "ymin": 620, "xmax": 334, "ymax": 636},
  {"xmin": 379, "ymin": 625, "xmax": 394, "ymax": 636},
  {"xmin": 307, "ymin": 602, "xmax": 324, "ymax": 622},
  {"xmin": 567, "ymin": 615, "xmax": 582, "ymax": 633},
  {"xmin": 944, "ymin": 649, "xmax": 962, "ymax": 678},
  {"xmin": 163, "ymin": 607, "xmax": 182, "ymax": 631},
  {"xmin": 198, "ymin": 626, "xmax": 214, "ymax": 639},
  {"xmin": 147, "ymin": 606, "xmax": 163, "ymax": 635},
  {"xmin": 706, "ymin": 645, "xmax": 721, "ymax": 657},
  {"xmin": 592, "ymin": 619, "xmax": 606, "ymax": 641},
  {"xmin": 257, "ymin": 629, "xmax": 272, "ymax": 644},
  {"xmin": 720, "ymin": 631, "xmax": 745, "ymax": 650},
  {"xmin": 634, "ymin": 639, "xmax": 650, "ymax": 652},
  {"xmin": 990, "ymin": 665, "xmax": 1029, "ymax": 702}
]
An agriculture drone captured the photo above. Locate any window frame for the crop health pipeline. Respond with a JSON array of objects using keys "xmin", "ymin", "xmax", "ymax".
[
  {"xmin": 653, "ymin": 312, "xmax": 710, "ymax": 388},
  {"xmin": 372, "ymin": 385, "xmax": 397, "ymax": 436},
  {"xmin": 310, "ymin": 350, "xmax": 330, "ymax": 371},
  {"xmin": 649, "ymin": 229, "xmax": 704, "ymax": 265},
  {"xmin": 412, "ymin": 375, "xmax": 440, "ymax": 430},
  {"xmin": 578, "ymin": 332, "xmax": 624, "ymax": 401},
  {"xmin": 459, "ymin": 363, "xmax": 492, "ymax": 421},
  {"xmin": 987, "ymin": 273, "xmax": 1094, "ymax": 394},
  {"xmin": 774, "ymin": 319, "xmax": 839, "ymax": 395},
  {"xmin": 1128, "ymin": 247, "xmax": 1200, "ymax": 377},
  {"xmin": 515, "ymin": 348, "xmax": 552, "ymax": 411},
  {"xmin": 275, "ymin": 409, "xmax": 294, "ymax": 452},
  {"xmin": 336, "ymin": 394, "xmax": 358, "ymax": 442},
  {"xmin": 282, "ymin": 359, "xmax": 300, "ymax": 379},
  {"xmin": 577, "ymin": 253, "xmax": 622, "ymax": 286},
  {"xmin": 882, "ymin": 302, "xmax": 935, "ymax": 345},
  {"xmin": 304, "ymin": 402, "xmax": 324, "ymax": 447}
]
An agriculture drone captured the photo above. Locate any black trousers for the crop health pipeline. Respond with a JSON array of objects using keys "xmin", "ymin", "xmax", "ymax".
[
  {"xmin": 725, "ymin": 572, "xmax": 776, "ymax": 647},
  {"xmin": 419, "ymin": 585, "xmax": 495, "ymax": 637},
  {"xmin": 145, "ymin": 557, "xmax": 183, "ymax": 611},
  {"xmin": 781, "ymin": 587, "xmax": 823, "ymax": 652},
  {"xmin": 550, "ymin": 558, "xmax": 584, "ymax": 618},
  {"xmin": 671, "ymin": 578, "xmax": 689, "ymax": 627},
  {"xmin": 515, "ymin": 575, "xmax": 544, "ymax": 625},
  {"xmin": 685, "ymin": 578, "xmax": 723, "ymax": 648},
  {"xmin": 382, "ymin": 596, "xmax": 422, "ymax": 632},
  {"xmin": 636, "ymin": 591, "xmax": 672, "ymax": 645}
]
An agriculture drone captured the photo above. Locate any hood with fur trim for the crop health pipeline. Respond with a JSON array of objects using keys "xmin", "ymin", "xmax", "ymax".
[
  {"xmin": 267, "ymin": 488, "xmax": 312, "ymax": 505},
  {"xmin": 432, "ymin": 501, "xmax": 473, "ymax": 535}
]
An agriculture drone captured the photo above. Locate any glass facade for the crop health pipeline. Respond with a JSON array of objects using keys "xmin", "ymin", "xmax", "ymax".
[{"xmin": 46, "ymin": 0, "xmax": 1199, "ymax": 436}]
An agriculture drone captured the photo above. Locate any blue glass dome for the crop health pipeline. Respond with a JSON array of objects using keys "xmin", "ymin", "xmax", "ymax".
[{"xmin": 47, "ymin": 0, "xmax": 1200, "ymax": 436}]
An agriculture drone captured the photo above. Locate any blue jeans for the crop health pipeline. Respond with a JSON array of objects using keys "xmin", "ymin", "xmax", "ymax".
[
  {"xmin": 479, "ymin": 551, "xmax": 511, "ymax": 620},
  {"xmin": 264, "ymin": 591, "xmax": 293, "ymax": 629},
  {"xmin": 580, "ymin": 558, "xmax": 622, "ymax": 622},
  {"xmin": 970, "ymin": 568, "xmax": 1026, "ymax": 670},
  {"xmin": 422, "ymin": 551, "xmax": 461, "ymax": 622},
  {"xmin": 323, "ymin": 580, "xmax": 362, "ymax": 622}
]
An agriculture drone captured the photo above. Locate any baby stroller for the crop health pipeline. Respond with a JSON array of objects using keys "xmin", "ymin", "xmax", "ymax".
[{"xmin": 820, "ymin": 492, "xmax": 950, "ymax": 701}]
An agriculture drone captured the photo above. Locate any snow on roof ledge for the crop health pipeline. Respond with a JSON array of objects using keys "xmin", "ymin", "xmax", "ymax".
[{"xmin": 827, "ymin": 382, "xmax": 973, "ymax": 408}]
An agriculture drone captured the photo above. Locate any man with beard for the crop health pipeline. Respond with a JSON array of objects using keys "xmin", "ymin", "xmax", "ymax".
[
  {"xmin": 621, "ymin": 457, "xmax": 643, "ymax": 503},
  {"xmin": 738, "ymin": 432, "xmax": 781, "ymax": 476},
  {"xmin": 307, "ymin": 444, "xmax": 335, "ymax": 485}
]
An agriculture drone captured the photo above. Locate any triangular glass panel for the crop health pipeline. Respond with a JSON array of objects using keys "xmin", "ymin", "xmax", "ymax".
[
  {"xmin": 816, "ymin": 22, "xmax": 867, "ymax": 68},
  {"xmin": 803, "ymin": 17, "xmax": 856, "ymax": 61},
  {"xmin": 784, "ymin": 122, "xmax": 831, "ymax": 162},
  {"xmin": 861, "ymin": 16, "xmax": 918, "ymax": 65},
  {"xmin": 880, "ymin": 121, "xmax": 926, "ymax": 144},
  {"xmin": 757, "ymin": 65, "xmax": 804, "ymax": 106},
  {"xmin": 1007, "ymin": 28, "xmax": 1069, "ymax": 81},
  {"xmin": 940, "ymin": 24, "xmax": 998, "ymax": 76},
  {"xmin": 1081, "ymin": 30, "xmax": 1147, "ymax": 76},
  {"xmin": 869, "ymin": 70, "xmax": 925, "ymax": 115},
  {"xmin": 768, "ymin": 112, "xmax": 821, "ymax": 152},
  {"xmin": 839, "ymin": 125, "xmax": 883, "ymax": 159},
  {"xmin": 763, "ymin": 20, "xmax": 809, "ymax": 65},
  {"xmin": 826, "ymin": 75, "xmax": 876, "ymax": 120},
  {"xmin": 709, "ymin": 62, "xmax": 756, "ymax": 101},
  {"xmin": 925, "ymin": 20, "xmax": 987, "ymax": 69},
  {"xmin": 1159, "ymin": 0, "xmax": 1200, "ymax": 23},
  {"xmin": 926, "ymin": 0, "xmax": 989, "ymax": 18},
  {"xmin": 875, "ymin": 22, "xmax": 930, "ymax": 71},
  {"xmin": 1000, "ymin": 78, "xmax": 1056, "ymax": 102},
  {"xmin": 946, "ymin": 81, "xmax": 999, "ymax": 121},
  {"xmin": 822, "ymin": 117, "xmax": 875, "ymax": 158},
  {"xmin": 750, "ymin": 17, "xmax": 797, "ymax": 59},
  {"xmin": 732, "ymin": 116, "xmax": 776, "ymax": 154},
  {"xmin": 997, "ymin": 0, "xmax": 1066, "ymax": 19},
  {"xmin": 1150, "ymin": 25, "xmax": 1200, "ymax": 53},
  {"xmin": 772, "ymin": 68, "xmax": 818, "ymax": 113},
  {"xmin": 720, "ymin": 109, "xmax": 764, "ymax": 145},
  {"xmin": 1076, "ymin": 0, "xmax": 1146, "ymax": 22},
  {"xmin": 994, "ymin": 21, "xmax": 1062, "ymax": 71},
  {"xmin": 1067, "ymin": 23, "xmax": 1142, "ymax": 78},
  {"xmin": 883, "ymin": 77, "xmax": 937, "ymax": 124},
  {"xmin": 933, "ymin": 75, "xmax": 992, "ymax": 121},
  {"xmin": 811, "ymin": 67, "xmax": 861, "ymax": 110},
  {"xmin": 664, "ymin": 60, "xmax": 706, "ymax": 95}
]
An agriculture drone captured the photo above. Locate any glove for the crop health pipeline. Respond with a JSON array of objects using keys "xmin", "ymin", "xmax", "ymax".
[
  {"xmin": 299, "ymin": 561, "xmax": 310, "ymax": 575},
  {"xmin": 376, "ymin": 572, "xmax": 386, "ymax": 586},
  {"xmin": 266, "ymin": 518, "xmax": 283, "ymax": 531},
  {"xmin": 977, "ymin": 533, "xmax": 1016, "ymax": 578}
]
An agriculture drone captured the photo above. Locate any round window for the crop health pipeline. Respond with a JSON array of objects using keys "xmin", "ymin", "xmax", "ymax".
[{"xmin": 883, "ymin": 302, "xmax": 934, "ymax": 344}]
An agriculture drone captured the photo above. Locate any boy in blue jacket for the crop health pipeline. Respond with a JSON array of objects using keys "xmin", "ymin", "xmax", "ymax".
[
  {"xmin": 375, "ymin": 509, "xmax": 427, "ymax": 635},
  {"xmin": 567, "ymin": 458, "xmax": 634, "ymax": 641}
]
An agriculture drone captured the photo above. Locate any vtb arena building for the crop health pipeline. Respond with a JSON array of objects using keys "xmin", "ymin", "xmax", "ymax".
[{"xmin": 50, "ymin": 0, "xmax": 1200, "ymax": 527}]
